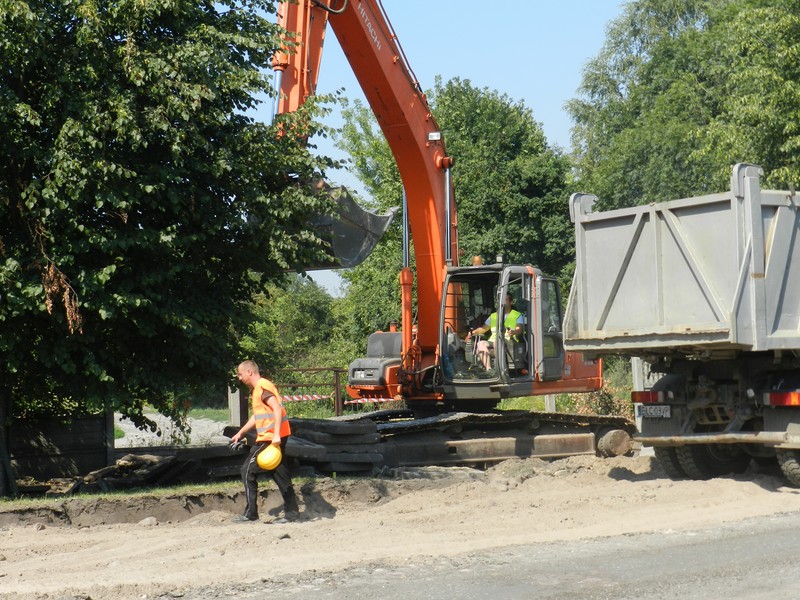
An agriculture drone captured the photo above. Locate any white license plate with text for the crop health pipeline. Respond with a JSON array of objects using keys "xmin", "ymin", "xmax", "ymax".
[{"xmin": 637, "ymin": 404, "xmax": 671, "ymax": 419}]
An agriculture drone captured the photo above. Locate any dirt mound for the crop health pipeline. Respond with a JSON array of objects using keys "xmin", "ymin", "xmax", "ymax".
[{"xmin": 0, "ymin": 455, "xmax": 701, "ymax": 529}]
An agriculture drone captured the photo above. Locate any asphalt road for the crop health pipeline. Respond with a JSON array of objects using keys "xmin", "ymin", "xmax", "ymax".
[{"xmin": 192, "ymin": 510, "xmax": 800, "ymax": 600}]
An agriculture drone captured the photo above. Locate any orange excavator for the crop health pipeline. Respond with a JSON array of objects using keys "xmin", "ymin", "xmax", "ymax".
[{"xmin": 275, "ymin": 0, "xmax": 603, "ymax": 414}]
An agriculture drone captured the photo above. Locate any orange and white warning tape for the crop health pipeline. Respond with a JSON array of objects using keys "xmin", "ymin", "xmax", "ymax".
[
  {"xmin": 343, "ymin": 397, "xmax": 396, "ymax": 405},
  {"xmin": 282, "ymin": 394, "xmax": 332, "ymax": 403}
]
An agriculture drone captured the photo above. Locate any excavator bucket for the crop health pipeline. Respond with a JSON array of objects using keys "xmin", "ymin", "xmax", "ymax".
[{"xmin": 306, "ymin": 184, "xmax": 398, "ymax": 270}]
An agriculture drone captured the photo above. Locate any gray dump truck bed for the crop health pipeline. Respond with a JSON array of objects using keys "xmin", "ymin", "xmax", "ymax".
[{"xmin": 564, "ymin": 164, "xmax": 800, "ymax": 356}]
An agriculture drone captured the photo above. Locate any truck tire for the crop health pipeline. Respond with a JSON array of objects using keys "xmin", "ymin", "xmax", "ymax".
[
  {"xmin": 675, "ymin": 444, "xmax": 750, "ymax": 480},
  {"xmin": 653, "ymin": 447, "xmax": 686, "ymax": 479},
  {"xmin": 776, "ymin": 449, "xmax": 800, "ymax": 487}
]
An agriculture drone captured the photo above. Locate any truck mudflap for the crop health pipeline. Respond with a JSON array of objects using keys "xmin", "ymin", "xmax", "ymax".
[
  {"xmin": 306, "ymin": 184, "xmax": 398, "ymax": 269},
  {"xmin": 636, "ymin": 431, "xmax": 800, "ymax": 449}
]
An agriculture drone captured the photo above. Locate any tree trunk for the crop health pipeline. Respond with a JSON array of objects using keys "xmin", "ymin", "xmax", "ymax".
[{"xmin": 0, "ymin": 387, "xmax": 17, "ymax": 496}]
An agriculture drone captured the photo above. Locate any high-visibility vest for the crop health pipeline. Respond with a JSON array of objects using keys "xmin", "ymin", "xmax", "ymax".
[
  {"xmin": 251, "ymin": 378, "xmax": 291, "ymax": 443},
  {"xmin": 488, "ymin": 309, "xmax": 521, "ymax": 343}
]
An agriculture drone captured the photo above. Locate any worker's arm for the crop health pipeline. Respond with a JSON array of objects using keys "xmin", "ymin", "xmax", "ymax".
[
  {"xmin": 231, "ymin": 415, "xmax": 255, "ymax": 443},
  {"xmin": 467, "ymin": 317, "xmax": 492, "ymax": 339},
  {"xmin": 467, "ymin": 325, "xmax": 486, "ymax": 340},
  {"xmin": 266, "ymin": 394, "xmax": 283, "ymax": 446},
  {"xmin": 505, "ymin": 313, "xmax": 525, "ymax": 338}
]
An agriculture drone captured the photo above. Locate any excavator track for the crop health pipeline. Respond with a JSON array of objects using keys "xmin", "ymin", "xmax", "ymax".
[{"xmin": 330, "ymin": 409, "xmax": 637, "ymax": 468}]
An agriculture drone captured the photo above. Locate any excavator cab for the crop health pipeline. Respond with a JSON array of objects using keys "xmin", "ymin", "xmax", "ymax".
[{"xmin": 438, "ymin": 264, "xmax": 568, "ymax": 403}]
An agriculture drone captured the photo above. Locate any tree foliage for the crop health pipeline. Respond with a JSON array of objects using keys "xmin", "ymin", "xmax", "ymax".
[
  {"xmin": 568, "ymin": 0, "xmax": 800, "ymax": 208},
  {"xmin": 334, "ymin": 78, "xmax": 573, "ymax": 347},
  {"xmin": 240, "ymin": 275, "xmax": 340, "ymax": 371},
  {"xmin": 0, "ymin": 1, "xmax": 334, "ymax": 427},
  {"xmin": 431, "ymin": 78, "xmax": 573, "ymax": 278},
  {"xmin": 335, "ymin": 98, "xmax": 405, "ymax": 344}
]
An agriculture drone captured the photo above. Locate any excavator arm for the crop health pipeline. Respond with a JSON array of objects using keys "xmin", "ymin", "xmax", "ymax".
[
  {"xmin": 275, "ymin": 0, "xmax": 459, "ymax": 360},
  {"xmin": 273, "ymin": 1, "xmax": 398, "ymax": 271}
]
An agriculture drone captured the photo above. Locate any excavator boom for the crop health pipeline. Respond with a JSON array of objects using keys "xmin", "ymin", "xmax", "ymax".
[{"xmin": 276, "ymin": 0, "xmax": 458, "ymax": 355}]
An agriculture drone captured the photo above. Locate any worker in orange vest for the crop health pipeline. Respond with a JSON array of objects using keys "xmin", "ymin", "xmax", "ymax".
[{"xmin": 231, "ymin": 360, "xmax": 300, "ymax": 523}]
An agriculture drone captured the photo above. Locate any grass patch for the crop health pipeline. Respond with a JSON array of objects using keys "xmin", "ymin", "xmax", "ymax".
[
  {"xmin": 286, "ymin": 399, "xmax": 336, "ymax": 420},
  {"xmin": 497, "ymin": 397, "xmax": 547, "ymax": 412},
  {"xmin": 0, "ymin": 480, "xmax": 244, "ymax": 510}
]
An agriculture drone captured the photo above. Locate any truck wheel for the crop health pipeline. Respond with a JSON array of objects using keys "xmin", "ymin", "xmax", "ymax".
[
  {"xmin": 675, "ymin": 444, "xmax": 751, "ymax": 480},
  {"xmin": 653, "ymin": 447, "xmax": 686, "ymax": 479},
  {"xmin": 776, "ymin": 449, "xmax": 800, "ymax": 487}
]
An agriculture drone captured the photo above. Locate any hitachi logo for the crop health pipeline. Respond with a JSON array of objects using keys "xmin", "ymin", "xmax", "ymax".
[{"xmin": 358, "ymin": 2, "xmax": 382, "ymax": 51}]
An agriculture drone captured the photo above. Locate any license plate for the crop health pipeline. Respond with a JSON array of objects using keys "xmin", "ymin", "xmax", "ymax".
[{"xmin": 637, "ymin": 404, "xmax": 671, "ymax": 419}]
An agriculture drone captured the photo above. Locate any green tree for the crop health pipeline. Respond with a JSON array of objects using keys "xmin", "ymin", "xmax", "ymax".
[
  {"xmin": 335, "ymin": 78, "xmax": 573, "ymax": 347},
  {"xmin": 0, "ymin": 1, "xmax": 334, "ymax": 434},
  {"xmin": 240, "ymin": 275, "xmax": 339, "ymax": 372},
  {"xmin": 239, "ymin": 275, "xmax": 360, "ymax": 405},
  {"xmin": 431, "ymin": 77, "xmax": 573, "ymax": 279},
  {"xmin": 335, "ymin": 98, "xmax": 405, "ymax": 344},
  {"xmin": 568, "ymin": 0, "xmax": 800, "ymax": 208}
]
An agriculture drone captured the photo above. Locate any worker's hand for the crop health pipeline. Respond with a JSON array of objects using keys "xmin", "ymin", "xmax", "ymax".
[
  {"xmin": 229, "ymin": 440, "xmax": 246, "ymax": 452},
  {"xmin": 271, "ymin": 437, "xmax": 281, "ymax": 446}
]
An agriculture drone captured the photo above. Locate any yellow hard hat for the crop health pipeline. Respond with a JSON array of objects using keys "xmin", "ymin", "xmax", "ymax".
[{"xmin": 256, "ymin": 444, "xmax": 282, "ymax": 470}]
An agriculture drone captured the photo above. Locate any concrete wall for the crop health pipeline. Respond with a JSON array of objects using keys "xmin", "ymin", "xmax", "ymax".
[{"xmin": 10, "ymin": 414, "xmax": 112, "ymax": 480}]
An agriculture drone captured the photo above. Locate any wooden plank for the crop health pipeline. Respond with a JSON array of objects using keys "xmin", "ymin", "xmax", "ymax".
[
  {"xmin": 318, "ymin": 443, "xmax": 383, "ymax": 454},
  {"xmin": 286, "ymin": 437, "xmax": 327, "ymax": 460},
  {"xmin": 383, "ymin": 431, "xmax": 596, "ymax": 467}
]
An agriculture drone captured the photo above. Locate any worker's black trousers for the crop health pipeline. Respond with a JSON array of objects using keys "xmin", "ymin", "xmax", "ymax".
[{"xmin": 241, "ymin": 439, "xmax": 299, "ymax": 520}]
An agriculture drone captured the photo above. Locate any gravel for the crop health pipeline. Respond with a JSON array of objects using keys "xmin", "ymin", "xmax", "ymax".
[{"xmin": 114, "ymin": 411, "xmax": 230, "ymax": 448}]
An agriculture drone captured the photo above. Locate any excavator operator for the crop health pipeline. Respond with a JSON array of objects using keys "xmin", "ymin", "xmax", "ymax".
[{"xmin": 466, "ymin": 293, "xmax": 523, "ymax": 371}]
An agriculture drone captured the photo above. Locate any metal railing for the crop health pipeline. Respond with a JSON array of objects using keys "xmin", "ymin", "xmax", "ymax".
[{"xmin": 274, "ymin": 367, "xmax": 347, "ymax": 416}]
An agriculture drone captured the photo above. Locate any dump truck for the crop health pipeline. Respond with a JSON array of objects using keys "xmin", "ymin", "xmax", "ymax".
[{"xmin": 564, "ymin": 164, "xmax": 800, "ymax": 485}]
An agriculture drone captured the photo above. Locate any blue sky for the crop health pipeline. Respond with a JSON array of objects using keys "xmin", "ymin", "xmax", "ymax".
[{"xmin": 257, "ymin": 1, "xmax": 628, "ymax": 293}]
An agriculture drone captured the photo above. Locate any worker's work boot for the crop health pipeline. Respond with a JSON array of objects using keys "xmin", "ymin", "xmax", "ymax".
[
  {"xmin": 232, "ymin": 514, "xmax": 258, "ymax": 523},
  {"xmin": 284, "ymin": 508, "xmax": 301, "ymax": 522},
  {"xmin": 269, "ymin": 507, "xmax": 301, "ymax": 524}
]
